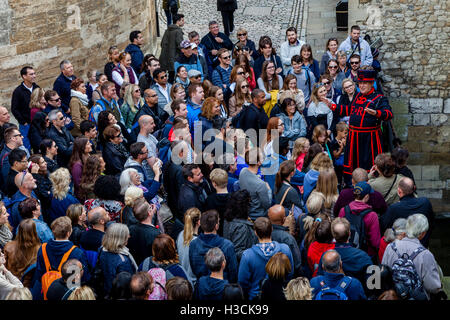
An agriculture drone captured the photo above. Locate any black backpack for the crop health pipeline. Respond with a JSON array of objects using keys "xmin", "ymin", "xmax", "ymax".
[{"xmin": 344, "ymin": 205, "xmax": 372, "ymax": 250}]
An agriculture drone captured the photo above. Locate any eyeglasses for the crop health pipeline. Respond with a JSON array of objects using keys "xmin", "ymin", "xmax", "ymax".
[
  {"xmin": 343, "ymin": 85, "xmax": 354, "ymax": 90},
  {"xmin": 267, "ymin": 66, "xmax": 275, "ymax": 69},
  {"xmin": 237, "ymin": 33, "xmax": 247, "ymax": 37},
  {"xmin": 350, "ymin": 61, "xmax": 360, "ymax": 65},
  {"xmin": 328, "ymin": 66, "xmax": 338, "ymax": 69}
]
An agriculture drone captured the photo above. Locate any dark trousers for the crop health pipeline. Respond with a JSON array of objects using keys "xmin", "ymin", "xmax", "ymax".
[
  {"xmin": 164, "ymin": 7, "xmax": 178, "ymax": 26},
  {"xmin": 220, "ymin": 10, "xmax": 235, "ymax": 36}
]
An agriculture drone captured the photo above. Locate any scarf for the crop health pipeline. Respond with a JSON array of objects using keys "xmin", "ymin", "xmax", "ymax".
[
  {"xmin": 71, "ymin": 89, "xmax": 89, "ymax": 106},
  {"xmin": 0, "ymin": 224, "xmax": 12, "ymax": 247},
  {"xmin": 103, "ymin": 246, "xmax": 138, "ymax": 271},
  {"xmin": 110, "ymin": 142, "xmax": 129, "ymax": 159}
]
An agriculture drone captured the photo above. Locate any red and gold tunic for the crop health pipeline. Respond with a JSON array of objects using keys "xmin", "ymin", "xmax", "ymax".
[{"xmin": 333, "ymin": 88, "xmax": 393, "ymax": 176}]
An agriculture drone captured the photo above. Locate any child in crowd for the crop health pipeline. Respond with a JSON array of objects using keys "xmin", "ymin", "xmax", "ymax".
[
  {"xmin": 292, "ymin": 137, "xmax": 310, "ymax": 172},
  {"xmin": 312, "ymin": 125, "xmax": 332, "ymax": 161},
  {"xmin": 330, "ymin": 122, "xmax": 348, "ymax": 190}
]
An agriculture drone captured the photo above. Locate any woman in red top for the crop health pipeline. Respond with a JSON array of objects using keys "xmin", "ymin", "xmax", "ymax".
[
  {"xmin": 235, "ymin": 54, "xmax": 256, "ymax": 90},
  {"xmin": 305, "ymin": 215, "xmax": 335, "ymax": 277}
]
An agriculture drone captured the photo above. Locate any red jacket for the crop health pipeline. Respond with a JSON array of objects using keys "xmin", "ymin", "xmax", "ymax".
[
  {"xmin": 338, "ymin": 200, "xmax": 381, "ymax": 257},
  {"xmin": 307, "ymin": 241, "xmax": 335, "ymax": 277},
  {"xmin": 378, "ymin": 236, "xmax": 390, "ymax": 262}
]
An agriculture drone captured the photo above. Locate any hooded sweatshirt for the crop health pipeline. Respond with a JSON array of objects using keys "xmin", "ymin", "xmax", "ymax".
[
  {"xmin": 194, "ymin": 276, "xmax": 229, "ymax": 300},
  {"xmin": 338, "ymin": 200, "xmax": 381, "ymax": 257},
  {"xmin": 189, "ymin": 233, "xmax": 238, "ymax": 283},
  {"xmin": 238, "ymin": 241, "xmax": 293, "ymax": 300}
]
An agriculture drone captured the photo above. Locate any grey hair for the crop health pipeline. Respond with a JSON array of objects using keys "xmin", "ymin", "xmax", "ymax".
[
  {"xmin": 102, "ymin": 223, "xmax": 130, "ymax": 253},
  {"xmin": 124, "ymin": 186, "xmax": 144, "ymax": 207},
  {"xmin": 204, "ymin": 247, "xmax": 225, "ymax": 272},
  {"xmin": 393, "ymin": 218, "xmax": 407, "ymax": 236},
  {"xmin": 88, "ymin": 207, "xmax": 105, "ymax": 226},
  {"xmin": 48, "ymin": 109, "xmax": 62, "ymax": 121},
  {"xmin": 322, "ymin": 250, "xmax": 341, "ymax": 273},
  {"xmin": 60, "ymin": 60, "xmax": 71, "ymax": 70},
  {"xmin": 406, "ymin": 214, "xmax": 429, "ymax": 239},
  {"xmin": 119, "ymin": 168, "xmax": 139, "ymax": 195}
]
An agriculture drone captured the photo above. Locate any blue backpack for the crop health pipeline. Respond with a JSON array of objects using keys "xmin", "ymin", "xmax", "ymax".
[{"xmin": 314, "ymin": 276, "xmax": 352, "ymax": 300}]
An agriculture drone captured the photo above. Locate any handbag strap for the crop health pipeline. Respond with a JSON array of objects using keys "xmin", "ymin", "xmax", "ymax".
[
  {"xmin": 280, "ymin": 184, "xmax": 293, "ymax": 207},
  {"xmin": 383, "ymin": 174, "xmax": 398, "ymax": 199}
]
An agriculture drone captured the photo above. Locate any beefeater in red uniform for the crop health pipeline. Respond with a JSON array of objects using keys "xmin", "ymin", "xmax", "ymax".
[{"xmin": 331, "ymin": 69, "xmax": 393, "ymax": 183}]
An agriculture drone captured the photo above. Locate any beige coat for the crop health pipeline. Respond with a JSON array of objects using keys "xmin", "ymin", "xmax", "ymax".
[{"xmin": 70, "ymin": 97, "xmax": 89, "ymax": 137}]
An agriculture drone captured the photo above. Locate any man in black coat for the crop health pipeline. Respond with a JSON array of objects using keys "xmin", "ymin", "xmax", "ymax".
[
  {"xmin": 128, "ymin": 200, "xmax": 161, "ymax": 266},
  {"xmin": 53, "ymin": 60, "xmax": 76, "ymax": 113},
  {"xmin": 217, "ymin": 0, "xmax": 238, "ymax": 37},
  {"xmin": 200, "ymin": 21, "xmax": 233, "ymax": 78},
  {"xmin": 46, "ymin": 109, "xmax": 74, "ymax": 167},
  {"xmin": 11, "ymin": 66, "xmax": 40, "ymax": 151},
  {"xmin": 132, "ymin": 89, "xmax": 169, "ymax": 135},
  {"xmin": 239, "ymin": 89, "xmax": 269, "ymax": 147},
  {"xmin": 380, "ymin": 177, "xmax": 435, "ymax": 247},
  {"xmin": 178, "ymin": 164, "xmax": 207, "ymax": 218}
]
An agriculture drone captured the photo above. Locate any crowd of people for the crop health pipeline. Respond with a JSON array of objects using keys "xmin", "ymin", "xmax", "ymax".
[{"xmin": 0, "ymin": 7, "xmax": 446, "ymax": 302}]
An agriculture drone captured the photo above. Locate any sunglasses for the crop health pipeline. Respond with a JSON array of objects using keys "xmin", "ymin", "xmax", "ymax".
[
  {"xmin": 58, "ymin": 116, "xmax": 65, "ymax": 121},
  {"xmin": 350, "ymin": 61, "xmax": 360, "ymax": 65},
  {"xmin": 322, "ymin": 81, "xmax": 330, "ymax": 85},
  {"xmin": 194, "ymin": 75, "xmax": 202, "ymax": 79},
  {"xmin": 237, "ymin": 71, "xmax": 245, "ymax": 75},
  {"xmin": 241, "ymin": 85, "xmax": 249, "ymax": 89},
  {"xmin": 150, "ymin": 94, "xmax": 158, "ymax": 98},
  {"xmin": 328, "ymin": 66, "xmax": 338, "ymax": 69},
  {"xmin": 222, "ymin": 56, "xmax": 231, "ymax": 59},
  {"xmin": 159, "ymin": 75, "xmax": 167, "ymax": 79},
  {"xmin": 237, "ymin": 33, "xmax": 247, "ymax": 37},
  {"xmin": 115, "ymin": 133, "xmax": 122, "ymax": 138},
  {"xmin": 50, "ymin": 98, "xmax": 61, "ymax": 102},
  {"xmin": 134, "ymin": 89, "xmax": 140, "ymax": 93}
]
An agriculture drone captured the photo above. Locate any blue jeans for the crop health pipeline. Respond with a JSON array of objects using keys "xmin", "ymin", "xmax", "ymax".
[
  {"xmin": 19, "ymin": 123, "xmax": 31, "ymax": 151},
  {"xmin": 164, "ymin": 7, "xmax": 178, "ymax": 26}
]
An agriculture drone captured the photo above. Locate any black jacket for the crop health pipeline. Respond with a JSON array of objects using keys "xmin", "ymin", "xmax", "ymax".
[
  {"xmin": 79, "ymin": 228, "xmax": 104, "ymax": 252},
  {"xmin": 128, "ymin": 223, "xmax": 161, "ymax": 266},
  {"xmin": 102, "ymin": 142, "xmax": 128, "ymax": 176},
  {"xmin": 46, "ymin": 125, "xmax": 74, "ymax": 167},
  {"xmin": 132, "ymin": 103, "xmax": 169, "ymax": 133},
  {"xmin": 11, "ymin": 82, "xmax": 40, "ymax": 125},
  {"xmin": 69, "ymin": 224, "xmax": 85, "ymax": 247},
  {"xmin": 380, "ymin": 194, "xmax": 434, "ymax": 247},
  {"xmin": 178, "ymin": 181, "xmax": 207, "ymax": 217},
  {"xmin": 28, "ymin": 112, "xmax": 48, "ymax": 154},
  {"xmin": 271, "ymin": 224, "xmax": 302, "ymax": 276},
  {"xmin": 205, "ymin": 193, "xmax": 230, "ymax": 236},
  {"xmin": 223, "ymin": 218, "xmax": 258, "ymax": 262},
  {"xmin": 162, "ymin": 159, "xmax": 185, "ymax": 219},
  {"xmin": 32, "ymin": 173, "xmax": 52, "ymax": 216},
  {"xmin": 239, "ymin": 103, "xmax": 269, "ymax": 145},
  {"xmin": 217, "ymin": 0, "xmax": 237, "ymax": 11},
  {"xmin": 44, "ymin": 156, "xmax": 59, "ymax": 173}
]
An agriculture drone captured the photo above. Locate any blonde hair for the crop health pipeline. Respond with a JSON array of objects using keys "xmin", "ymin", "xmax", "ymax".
[
  {"xmin": 67, "ymin": 285, "xmax": 96, "ymax": 300},
  {"xmin": 183, "ymin": 208, "xmax": 201, "ymax": 246},
  {"xmin": 310, "ymin": 83, "xmax": 327, "ymax": 105},
  {"xmin": 5, "ymin": 287, "xmax": 33, "ymax": 300},
  {"xmin": 291, "ymin": 137, "xmax": 309, "ymax": 162},
  {"xmin": 310, "ymin": 152, "xmax": 333, "ymax": 171},
  {"xmin": 124, "ymin": 186, "xmax": 144, "ymax": 207},
  {"xmin": 49, "ymin": 168, "xmax": 71, "ymax": 200},
  {"xmin": 315, "ymin": 169, "xmax": 338, "ymax": 209},
  {"xmin": 209, "ymin": 168, "xmax": 228, "ymax": 189},
  {"xmin": 284, "ymin": 277, "xmax": 313, "ymax": 300},
  {"xmin": 312, "ymin": 124, "xmax": 328, "ymax": 144},
  {"xmin": 341, "ymin": 78, "xmax": 356, "ymax": 93},
  {"xmin": 29, "ymin": 88, "xmax": 45, "ymax": 109},
  {"xmin": 102, "ymin": 223, "xmax": 130, "ymax": 253},
  {"xmin": 124, "ymin": 84, "xmax": 143, "ymax": 113}
]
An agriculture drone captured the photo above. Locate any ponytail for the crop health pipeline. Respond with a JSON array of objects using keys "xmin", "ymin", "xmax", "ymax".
[
  {"xmin": 183, "ymin": 208, "xmax": 201, "ymax": 246},
  {"xmin": 275, "ymin": 160, "xmax": 296, "ymax": 192}
]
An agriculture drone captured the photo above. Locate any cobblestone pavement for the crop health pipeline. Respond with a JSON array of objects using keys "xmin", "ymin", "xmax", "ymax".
[{"xmin": 157, "ymin": 0, "xmax": 306, "ymax": 52}]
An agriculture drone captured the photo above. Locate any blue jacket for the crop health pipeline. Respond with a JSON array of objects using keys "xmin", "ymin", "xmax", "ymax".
[
  {"xmin": 310, "ymin": 272, "xmax": 367, "ymax": 300},
  {"xmin": 97, "ymin": 249, "xmax": 136, "ymax": 296},
  {"xmin": 189, "ymin": 233, "xmax": 238, "ymax": 283},
  {"xmin": 278, "ymin": 111, "xmax": 307, "ymax": 143},
  {"xmin": 238, "ymin": 241, "xmax": 293, "ymax": 300},
  {"xmin": 186, "ymin": 98, "xmax": 203, "ymax": 134},
  {"xmin": 303, "ymin": 169, "xmax": 320, "ymax": 203},
  {"xmin": 174, "ymin": 53, "xmax": 204, "ymax": 80},
  {"xmin": 125, "ymin": 43, "xmax": 144, "ymax": 75},
  {"xmin": 34, "ymin": 219, "xmax": 54, "ymax": 243},
  {"xmin": 48, "ymin": 194, "xmax": 80, "ymax": 225},
  {"xmin": 194, "ymin": 276, "xmax": 229, "ymax": 300},
  {"xmin": 317, "ymin": 242, "xmax": 372, "ymax": 286},
  {"xmin": 211, "ymin": 65, "xmax": 232, "ymax": 92},
  {"xmin": 32, "ymin": 239, "xmax": 90, "ymax": 300},
  {"xmin": 53, "ymin": 73, "xmax": 76, "ymax": 113},
  {"xmin": 4, "ymin": 190, "xmax": 40, "ymax": 233},
  {"xmin": 261, "ymin": 153, "xmax": 288, "ymax": 194}
]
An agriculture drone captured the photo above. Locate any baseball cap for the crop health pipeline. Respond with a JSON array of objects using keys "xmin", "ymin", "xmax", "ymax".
[
  {"xmin": 180, "ymin": 39, "xmax": 191, "ymax": 49},
  {"xmin": 190, "ymin": 43, "xmax": 198, "ymax": 50},
  {"xmin": 353, "ymin": 181, "xmax": 374, "ymax": 197},
  {"xmin": 188, "ymin": 69, "xmax": 202, "ymax": 78}
]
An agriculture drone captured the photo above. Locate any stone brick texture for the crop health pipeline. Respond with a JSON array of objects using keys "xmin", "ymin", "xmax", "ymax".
[{"xmin": 0, "ymin": 0, "xmax": 158, "ymax": 108}]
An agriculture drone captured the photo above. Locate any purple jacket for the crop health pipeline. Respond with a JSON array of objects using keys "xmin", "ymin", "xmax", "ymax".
[
  {"xmin": 338, "ymin": 200, "xmax": 381, "ymax": 257},
  {"xmin": 333, "ymin": 187, "xmax": 387, "ymax": 218}
]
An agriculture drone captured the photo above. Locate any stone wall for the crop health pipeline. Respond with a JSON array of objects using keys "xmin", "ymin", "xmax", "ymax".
[
  {"xmin": 348, "ymin": 0, "xmax": 449, "ymax": 214},
  {"xmin": 0, "ymin": 0, "xmax": 158, "ymax": 109}
]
